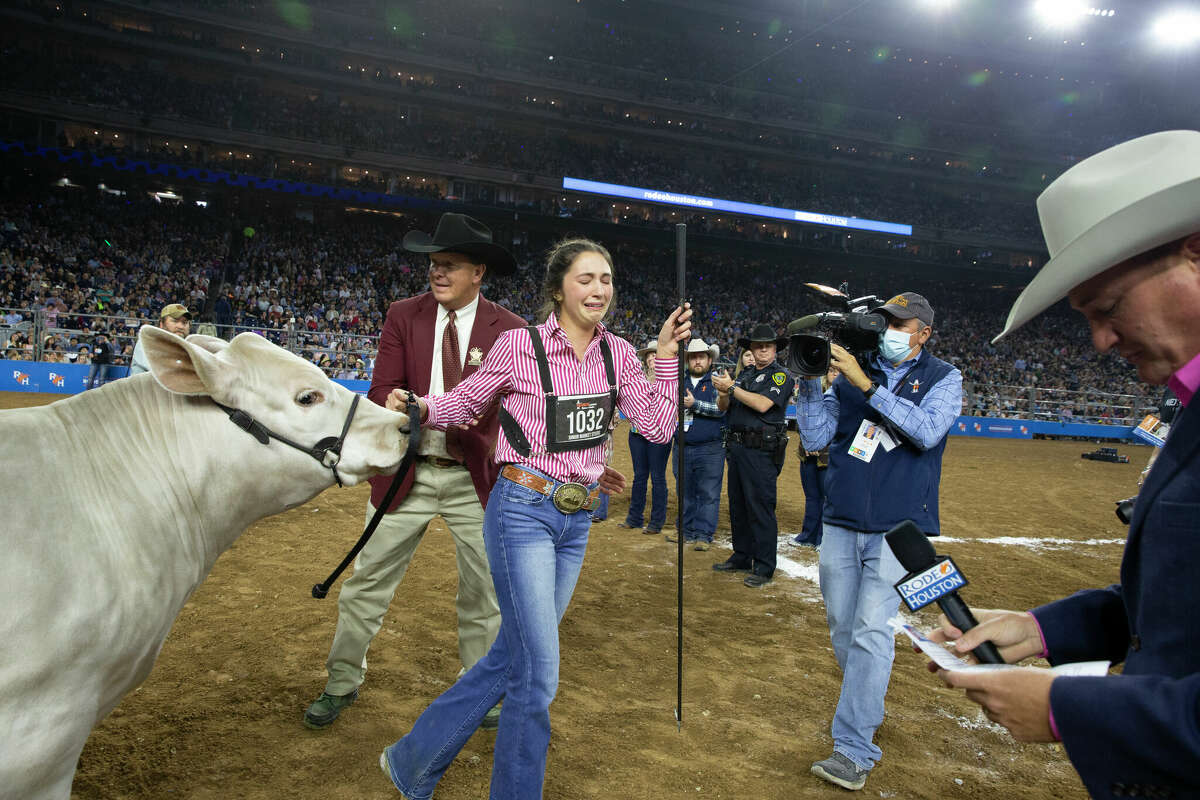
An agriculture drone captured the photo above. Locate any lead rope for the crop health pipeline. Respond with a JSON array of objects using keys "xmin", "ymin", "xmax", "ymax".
[{"xmin": 312, "ymin": 390, "xmax": 423, "ymax": 598}]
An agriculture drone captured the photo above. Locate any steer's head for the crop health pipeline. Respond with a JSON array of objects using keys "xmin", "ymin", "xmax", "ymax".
[{"xmin": 141, "ymin": 326, "xmax": 408, "ymax": 486}]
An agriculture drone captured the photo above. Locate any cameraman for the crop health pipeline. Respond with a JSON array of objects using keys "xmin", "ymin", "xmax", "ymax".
[
  {"xmin": 711, "ymin": 324, "xmax": 795, "ymax": 588},
  {"xmin": 796, "ymin": 292, "xmax": 961, "ymax": 791}
]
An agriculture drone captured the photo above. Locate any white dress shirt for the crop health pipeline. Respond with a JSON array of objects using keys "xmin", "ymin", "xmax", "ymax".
[{"xmin": 420, "ymin": 294, "xmax": 479, "ymax": 457}]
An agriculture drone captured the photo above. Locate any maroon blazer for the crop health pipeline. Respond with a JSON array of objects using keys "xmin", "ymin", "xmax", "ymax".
[{"xmin": 368, "ymin": 292, "xmax": 526, "ymax": 511}]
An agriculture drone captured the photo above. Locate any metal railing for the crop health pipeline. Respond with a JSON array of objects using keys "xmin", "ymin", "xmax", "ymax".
[
  {"xmin": 963, "ymin": 382, "xmax": 1155, "ymax": 426},
  {"xmin": 1, "ymin": 307, "xmax": 378, "ymax": 380}
]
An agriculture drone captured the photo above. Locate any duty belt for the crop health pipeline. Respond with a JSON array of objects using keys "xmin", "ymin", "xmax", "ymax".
[
  {"xmin": 500, "ymin": 465, "xmax": 602, "ymax": 514},
  {"xmin": 725, "ymin": 427, "xmax": 785, "ymax": 450}
]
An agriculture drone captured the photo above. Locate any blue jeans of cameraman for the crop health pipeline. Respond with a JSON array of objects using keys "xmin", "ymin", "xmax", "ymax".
[
  {"xmin": 672, "ymin": 439, "xmax": 723, "ymax": 543},
  {"xmin": 381, "ymin": 469, "xmax": 592, "ymax": 800},
  {"xmin": 624, "ymin": 430, "xmax": 669, "ymax": 530},
  {"xmin": 818, "ymin": 523, "xmax": 907, "ymax": 771},
  {"xmin": 793, "ymin": 456, "xmax": 826, "ymax": 547}
]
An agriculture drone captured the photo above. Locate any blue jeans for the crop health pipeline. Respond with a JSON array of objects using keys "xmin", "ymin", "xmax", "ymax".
[
  {"xmin": 382, "ymin": 469, "xmax": 592, "ymax": 800},
  {"xmin": 817, "ymin": 523, "xmax": 906, "ymax": 770},
  {"xmin": 86, "ymin": 362, "xmax": 113, "ymax": 389},
  {"xmin": 672, "ymin": 440, "xmax": 723, "ymax": 542},
  {"xmin": 624, "ymin": 431, "xmax": 669, "ymax": 530},
  {"xmin": 794, "ymin": 458, "xmax": 826, "ymax": 546},
  {"xmin": 591, "ymin": 492, "xmax": 609, "ymax": 521}
]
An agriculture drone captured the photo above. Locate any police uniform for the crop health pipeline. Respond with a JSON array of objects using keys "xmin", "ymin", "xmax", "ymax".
[{"xmin": 723, "ymin": 356, "xmax": 795, "ymax": 580}]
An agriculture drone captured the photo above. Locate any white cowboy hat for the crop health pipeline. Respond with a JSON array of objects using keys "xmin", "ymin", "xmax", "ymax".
[
  {"xmin": 994, "ymin": 130, "xmax": 1200, "ymax": 342},
  {"xmin": 685, "ymin": 338, "xmax": 720, "ymax": 361},
  {"xmin": 636, "ymin": 339, "xmax": 658, "ymax": 358}
]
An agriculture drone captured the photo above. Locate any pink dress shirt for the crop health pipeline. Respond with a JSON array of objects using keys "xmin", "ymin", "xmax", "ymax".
[{"xmin": 425, "ymin": 312, "xmax": 679, "ymax": 484}]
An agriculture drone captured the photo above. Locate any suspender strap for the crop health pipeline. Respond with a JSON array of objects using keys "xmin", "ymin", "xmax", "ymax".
[
  {"xmin": 526, "ymin": 325, "xmax": 555, "ymax": 395},
  {"xmin": 598, "ymin": 336, "xmax": 617, "ymax": 413},
  {"xmin": 497, "ymin": 326, "xmax": 620, "ymax": 459},
  {"xmin": 499, "ymin": 405, "xmax": 532, "ymax": 458},
  {"xmin": 498, "ymin": 326, "xmax": 545, "ymax": 458}
]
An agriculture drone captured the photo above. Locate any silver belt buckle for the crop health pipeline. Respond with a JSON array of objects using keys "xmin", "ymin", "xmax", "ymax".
[{"xmin": 552, "ymin": 482, "xmax": 589, "ymax": 514}]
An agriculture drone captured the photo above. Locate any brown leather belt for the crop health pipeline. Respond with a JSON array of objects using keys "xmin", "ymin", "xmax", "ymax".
[
  {"xmin": 418, "ymin": 454, "xmax": 462, "ymax": 468},
  {"xmin": 500, "ymin": 465, "xmax": 601, "ymax": 514}
]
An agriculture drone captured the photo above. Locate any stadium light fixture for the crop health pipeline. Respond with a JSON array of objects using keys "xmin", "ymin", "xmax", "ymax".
[
  {"xmin": 1033, "ymin": 0, "xmax": 1089, "ymax": 27},
  {"xmin": 1151, "ymin": 9, "xmax": 1200, "ymax": 47}
]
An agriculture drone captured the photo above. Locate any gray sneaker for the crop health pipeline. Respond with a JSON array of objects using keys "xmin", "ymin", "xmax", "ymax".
[
  {"xmin": 811, "ymin": 751, "xmax": 869, "ymax": 790},
  {"xmin": 303, "ymin": 689, "xmax": 358, "ymax": 730},
  {"xmin": 480, "ymin": 703, "xmax": 502, "ymax": 731}
]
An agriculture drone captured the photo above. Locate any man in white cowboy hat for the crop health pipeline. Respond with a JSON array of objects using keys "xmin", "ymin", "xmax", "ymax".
[
  {"xmin": 664, "ymin": 337, "xmax": 725, "ymax": 551},
  {"xmin": 304, "ymin": 213, "xmax": 525, "ymax": 732},
  {"xmin": 929, "ymin": 130, "xmax": 1200, "ymax": 800}
]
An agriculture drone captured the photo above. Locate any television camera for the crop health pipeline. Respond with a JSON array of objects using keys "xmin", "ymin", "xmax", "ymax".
[{"xmin": 786, "ymin": 283, "xmax": 887, "ymax": 376}]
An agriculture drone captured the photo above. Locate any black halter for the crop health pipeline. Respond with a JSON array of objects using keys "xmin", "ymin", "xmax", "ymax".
[{"xmin": 215, "ymin": 394, "xmax": 361, "ymax": 488}]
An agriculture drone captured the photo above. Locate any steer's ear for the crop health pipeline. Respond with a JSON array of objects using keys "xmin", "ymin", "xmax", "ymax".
[
  {"xmin": 142, "ymin": 325, "xmax": 230, "ymax": 396},
  {"xmin": 184, "ymin": 334, "xmax": 231, "ymax": 355}
]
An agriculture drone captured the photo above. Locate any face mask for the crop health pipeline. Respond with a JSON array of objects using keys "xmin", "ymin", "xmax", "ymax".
[{"xmin": 879, "ymin": 328, "xmax": 914, "ymax": 363}]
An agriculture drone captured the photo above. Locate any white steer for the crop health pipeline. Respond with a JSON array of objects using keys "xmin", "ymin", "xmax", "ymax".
[{"xmin": 0, "ymin": 327, "xmax": 409, "ymax": 799}]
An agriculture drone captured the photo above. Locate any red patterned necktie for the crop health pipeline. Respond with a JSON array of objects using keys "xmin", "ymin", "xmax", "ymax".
[{"xmin": 442, "ymin": 309, "xmax": 464, "ymax": 461}]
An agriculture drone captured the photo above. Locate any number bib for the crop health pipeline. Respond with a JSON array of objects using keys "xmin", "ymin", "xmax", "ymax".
[
  {"xmin": 547, "ymin": 392, "xmax": 614, "ymax": 452},
  {"xmin": 498, "ymin": 326, "xmax": 619, "ymax": 458}
]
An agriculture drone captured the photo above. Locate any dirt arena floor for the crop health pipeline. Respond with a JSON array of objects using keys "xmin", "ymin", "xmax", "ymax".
[{"xmin": 5, "ymin": 392, "xmax": 1144, "ymax": 799}]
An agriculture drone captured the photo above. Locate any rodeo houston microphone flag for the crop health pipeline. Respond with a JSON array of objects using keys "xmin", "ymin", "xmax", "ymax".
[{"xmin": 674, "ymin": 223, "xmax": 687, "ymax": 729}]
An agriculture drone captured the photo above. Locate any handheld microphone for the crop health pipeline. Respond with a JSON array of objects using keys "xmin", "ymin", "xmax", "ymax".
[
  {"xmin": 885, "ymin": 520, "xmax": 1004, "ymax": 665},
  {"xmin": 785, "ymin": 314, "xmax": 825, "ymax": 335}
]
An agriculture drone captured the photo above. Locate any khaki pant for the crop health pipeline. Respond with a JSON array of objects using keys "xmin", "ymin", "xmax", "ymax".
[{"xmin": 323, "ymin": 463, "xmax": 499, "ymax": 695}]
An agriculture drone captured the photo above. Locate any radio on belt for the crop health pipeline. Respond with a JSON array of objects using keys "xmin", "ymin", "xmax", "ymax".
[{"xmin": 893, "ymin": 557, "xmax": 969, "ymax": 613}]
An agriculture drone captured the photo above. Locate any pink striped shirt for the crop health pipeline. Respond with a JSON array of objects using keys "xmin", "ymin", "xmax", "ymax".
[{"xmin": 424, "ymin": 312, "xmax": 679, "ymax": 483}]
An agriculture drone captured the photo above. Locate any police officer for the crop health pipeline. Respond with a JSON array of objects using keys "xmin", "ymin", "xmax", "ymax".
[{"xmin": 711, "ymin": 323, "xmax": 795, "ymax": 588}]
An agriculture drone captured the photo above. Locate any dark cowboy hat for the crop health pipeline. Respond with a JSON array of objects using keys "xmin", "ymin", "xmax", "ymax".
[
  {"xmin": 402, "ymin": 213, "xmax": 516, "ymax": 276},
  {"xmin": 737, "ymin": 323, "xmax": 788, "ymax": 351}
]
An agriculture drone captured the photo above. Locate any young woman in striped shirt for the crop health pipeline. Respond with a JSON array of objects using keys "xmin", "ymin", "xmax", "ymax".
[{"xmin": 380, "ymin": 238, "xmax": 691, "ymax": 799}]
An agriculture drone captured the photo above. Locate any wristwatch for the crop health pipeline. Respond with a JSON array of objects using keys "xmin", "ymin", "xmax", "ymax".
[{"xmin": 863, "ymin": 381, "xmax": 879, "ymax": 400}]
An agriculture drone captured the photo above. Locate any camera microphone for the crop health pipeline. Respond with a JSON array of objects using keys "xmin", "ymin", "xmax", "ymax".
[
  {"xmin": 786, "ymin": 314, "xmax": 825, "ymax": 335},
  {"xmin": 885, "ymin": 520, "xmax": 1004, "ymax": 665}
]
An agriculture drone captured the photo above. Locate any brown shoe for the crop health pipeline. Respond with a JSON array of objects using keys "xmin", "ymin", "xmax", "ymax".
[
  {"xmin": 643, "ymin": 527, "xmax": 661, "ymax": 535},
  {"xmin": 693, "ymin": 541, "xmax": 711, "ymax": 551}
]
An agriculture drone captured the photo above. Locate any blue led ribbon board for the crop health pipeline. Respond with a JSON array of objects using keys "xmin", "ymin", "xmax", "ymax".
[{"xmin": 562, "ymin": 177, "xmax": 913, "ymax": 236}]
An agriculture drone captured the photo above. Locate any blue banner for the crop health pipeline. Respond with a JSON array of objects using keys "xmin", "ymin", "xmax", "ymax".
[
  {"xmin": 1, "ymin": 360, "xmax": 370, "ymax": 396},
  {"xmin": 951, "ymin": 415, "xmax": 1144, "ymax": 442}
]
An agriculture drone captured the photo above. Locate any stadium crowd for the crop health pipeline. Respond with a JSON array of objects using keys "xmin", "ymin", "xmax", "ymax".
[
  {"xmin": 0, "ymin": 43, "xmax": 1043, "ymax": 242},
  {"xmin": 0, "ymin": 190, "xmax": 1153, "ymax": 422},
  {"xmin": 48, "ymin": 0, "xmax": 1180, "ymax": 169}
]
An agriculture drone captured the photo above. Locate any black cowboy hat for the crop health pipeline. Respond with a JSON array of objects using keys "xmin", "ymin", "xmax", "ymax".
[
  {"xmin": 402, "ymin": 213, "xmax": 516, "ymax": 276},
  {"xmin": 737, "ymin": 323, "xmax": 788, "ymax": 351}
]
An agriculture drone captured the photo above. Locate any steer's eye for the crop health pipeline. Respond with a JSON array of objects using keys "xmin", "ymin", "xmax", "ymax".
[{"xmin": 296, "ymin": 390, "xmax": 324, "ymax": 407}]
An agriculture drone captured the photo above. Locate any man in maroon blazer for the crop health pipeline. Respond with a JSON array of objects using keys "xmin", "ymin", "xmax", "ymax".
[{"xmin": 305, "ymin": 214, "xmax": 525, "ymax": 731}]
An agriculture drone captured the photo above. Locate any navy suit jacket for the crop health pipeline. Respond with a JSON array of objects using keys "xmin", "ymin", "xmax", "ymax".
[
  {"xmin": 1033, "ymin": 398, "xmax": 1200, "ymax": 799},
  {"xmin": 367, "ymin": 292, "xmax": 525, "ymax": 512}
]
